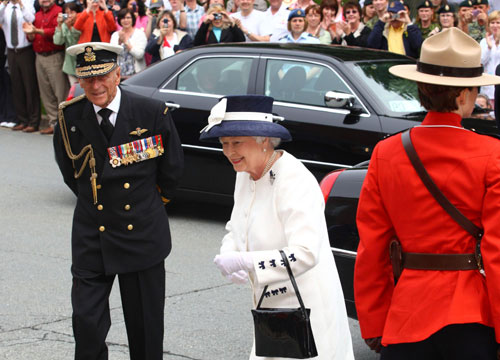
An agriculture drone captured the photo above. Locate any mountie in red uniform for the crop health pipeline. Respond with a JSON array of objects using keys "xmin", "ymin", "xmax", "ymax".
[{"xmin": 355, "ymin": 111, "xmax": 500, "ymax": 346}]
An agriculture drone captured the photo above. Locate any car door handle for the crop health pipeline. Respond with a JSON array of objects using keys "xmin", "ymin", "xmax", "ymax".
[
  {"xmin": 165, "ymin": 102, "xmax": 181, "ymax": 110},
  {"xmin": 273, "ymin": 115, "xmax": 285, "ymax": 122}
]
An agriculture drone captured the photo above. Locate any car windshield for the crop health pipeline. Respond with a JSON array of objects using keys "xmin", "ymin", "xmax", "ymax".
[{"xmin": 349, "ymin": 60, "xmax": 425, "ymax": 117}]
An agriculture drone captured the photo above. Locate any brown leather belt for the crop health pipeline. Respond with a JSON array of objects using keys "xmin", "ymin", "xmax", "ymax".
[
  {"xmin": 403, "ymin": 252, "xmax": 478, "ymax": 270},
  {"xmin": 38, "ymin": 50, "xmax": 63, "ymax": 57}
]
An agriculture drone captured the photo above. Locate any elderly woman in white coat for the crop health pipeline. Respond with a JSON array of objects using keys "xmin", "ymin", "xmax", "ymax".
[{"xmin": 200, "ymin": 95, "xmax": 354, "ymax": 360}]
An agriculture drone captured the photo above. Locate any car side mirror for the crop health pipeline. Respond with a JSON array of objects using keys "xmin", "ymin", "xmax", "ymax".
[{"xmin": 324, "ymin": 91, "xmax": 361, "ymax": 114}]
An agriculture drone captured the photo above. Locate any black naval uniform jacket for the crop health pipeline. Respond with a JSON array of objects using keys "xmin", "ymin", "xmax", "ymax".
[{"xmin": 54, "ymin": 88, "xmax": 184, "ymax": 275}]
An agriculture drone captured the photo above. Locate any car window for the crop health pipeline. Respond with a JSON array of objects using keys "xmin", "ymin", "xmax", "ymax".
[
  {"xmin": 265, "ymin": 59, "xmax": 353, "ymax": 107},
  {"xmin": 176, "ymin": 57, "xmax": 253, "ymax": 95},
  {"xmin": 350, "ymin": 61, "xmax": 425, "ymax": 115}
]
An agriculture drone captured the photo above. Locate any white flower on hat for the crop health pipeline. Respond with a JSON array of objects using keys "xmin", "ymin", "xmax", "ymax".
[{"xmin": 200, "ymin": 98, "xmax": 228, "ymax": 133}]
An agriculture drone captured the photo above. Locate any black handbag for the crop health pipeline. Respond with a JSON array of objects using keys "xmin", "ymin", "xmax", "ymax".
[{"xmin": 251, "ymin": 250, "xmax": 318, "ymax": 359}]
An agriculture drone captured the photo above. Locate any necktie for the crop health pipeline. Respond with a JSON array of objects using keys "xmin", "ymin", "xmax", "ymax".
[
  {"xmin": 98, "ymin": 108, "xmax": 114, "ymax": 141},
  {"xmin": 11, "ymin": 5, "xmax": 18, "ymax": 49}
]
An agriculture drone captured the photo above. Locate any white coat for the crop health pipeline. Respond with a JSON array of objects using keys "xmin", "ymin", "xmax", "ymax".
[{"xmin": 221, "ymin": 151, "xmax": 354, "ymax": 360}]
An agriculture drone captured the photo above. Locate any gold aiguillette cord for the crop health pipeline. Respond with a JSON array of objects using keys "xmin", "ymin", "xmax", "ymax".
[{"xmin": 58, "ymin": 97, "xmax": 99, "ymax": 205}]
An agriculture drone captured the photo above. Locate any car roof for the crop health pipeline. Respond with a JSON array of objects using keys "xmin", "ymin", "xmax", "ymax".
[{"xmin": 186, "ymin": 42, "xmax": 414, "ymax": 63}]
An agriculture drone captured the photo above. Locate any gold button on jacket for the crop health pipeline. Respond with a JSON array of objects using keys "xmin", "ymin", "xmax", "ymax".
[
  {"xmin": 99, "ymin": 226, "xmax": 105, "ymax": 232},
  {"xmin": 97, "ymin": 205, "xmax": 103, "ymax": 211},
  {"xmin": 124, "ymin": 183, "xmax": 130, "ymax": 189},
  {"xmin": 127, "ymin": 224, "xmax": 134, "ymax": 231},
  {"xmin": 124, "ymin": 204, "xmax": 131, "ymax": 211}
]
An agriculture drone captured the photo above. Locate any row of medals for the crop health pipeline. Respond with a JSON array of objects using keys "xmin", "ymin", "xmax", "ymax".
[{"xmin": 109, "ymin": 146, "xmax": 164, "ymax": 168}]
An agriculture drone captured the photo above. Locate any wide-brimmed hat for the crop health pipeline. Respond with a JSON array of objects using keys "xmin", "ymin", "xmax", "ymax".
[
  {"xmin": 389, "ymin": 28, "xmax": 500, "ymax": 86},
  {"xmin": 67, "ymin": 42, "xmax": 123, "ymax": 79},
  {"xmin": 199, "ymin": 95, "xmax": 292, "ymax": 142}
]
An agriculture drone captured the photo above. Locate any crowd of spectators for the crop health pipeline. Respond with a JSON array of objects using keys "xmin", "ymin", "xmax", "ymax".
[{"xmin": 1, "ymin": 0, "xmax": 500, "ymax": 131}]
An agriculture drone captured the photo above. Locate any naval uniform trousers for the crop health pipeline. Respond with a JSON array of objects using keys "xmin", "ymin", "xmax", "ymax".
[
  {"xmin": 6, "ymin": 46, "xmax": 41, "ymax": 128},
  {"xmin": 380, "ymin": 323, "xmax": 498, "ymax": 360},
  {"xmin": 71, "ymin": 261, "xmax": 165, "ymax": 360}
]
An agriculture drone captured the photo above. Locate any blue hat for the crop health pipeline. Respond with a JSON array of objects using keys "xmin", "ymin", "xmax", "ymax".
[
  {"xmin": 387, "ymin": 0, "xmax": 404, "ymax": 12},
  {"xmin": 288, "ymin": 8, "xmax": 306, "ymax": 21},
  {"xmin": 199, "ymin": 95, "xmax": 292, "ymax": 142}
]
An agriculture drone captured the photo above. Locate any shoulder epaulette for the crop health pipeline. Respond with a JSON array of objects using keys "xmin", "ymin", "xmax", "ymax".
[{"xmin": 58, "ymin": 94, "xmax": 86, "ymax": 111}]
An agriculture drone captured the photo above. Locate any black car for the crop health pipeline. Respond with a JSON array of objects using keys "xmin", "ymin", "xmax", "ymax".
[
  {"xmin": 320, "ymin": 165, "xmax": 368, "ymax": 319},
  {"xmin": 84, "ymin": 42, "xmax": 495, "ymax": 204}
]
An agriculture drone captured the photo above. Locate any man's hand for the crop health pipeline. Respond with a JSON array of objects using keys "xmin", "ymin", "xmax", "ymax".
[
  {"xmin": 397, "ymin": 10, "xmax": 410, "ymax": 24},
  {"xmin": 381, "ymin": 12, "xmax": 391, "ymax": 23},
  {"xmin": 22, "ymin": 21, "xmax": 35, "ymax": 34},
  {"xmin": 364, "ymin": 337, "xmax": 382, "ymax": 353},
  {"xmin": 214, "ymin": 251, "xmax": 253, "ymax": 276}
]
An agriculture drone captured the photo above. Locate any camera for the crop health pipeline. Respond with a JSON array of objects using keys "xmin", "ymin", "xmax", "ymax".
[
  {"xmin": 62, "ymin": 13, "xmax": 68, "ymax": 20},
  {"xmin": 163, "ymin": 18, "xmax": 169, "ymax": 25},
  {"xmin": 213, "ymin": 13, "xmax": 222, "ymax": 20},
  {"xmin": 390, "ymin": 13, "xmax": 399, "ymax": 20},
  {"xmin": 92, "ymin": 0, "xmax": 98, "ymax": 3}
]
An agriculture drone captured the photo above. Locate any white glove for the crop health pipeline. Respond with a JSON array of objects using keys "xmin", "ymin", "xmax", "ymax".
[
  {"xmin": 226, "ymin": 270, "xmax": 249, "ymax": 284},
  {"xmin": 214, "ymin": 251, "xmax": 254, "ymax": 276}
]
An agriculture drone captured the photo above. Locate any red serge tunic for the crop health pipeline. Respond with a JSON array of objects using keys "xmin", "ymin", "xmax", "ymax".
[{"xmin": 354, "ymin": 111, "xmax": 500, "ymax": 345}]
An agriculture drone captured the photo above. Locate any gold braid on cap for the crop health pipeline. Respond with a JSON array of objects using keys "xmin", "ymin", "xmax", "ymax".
[{"xmin": 58, "ymin": 94, "xmax": 99, "ymax": 205}]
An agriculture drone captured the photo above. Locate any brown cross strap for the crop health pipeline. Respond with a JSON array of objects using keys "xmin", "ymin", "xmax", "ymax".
[{"xmin": 399, "ymin": 129, "xmax": 483, "ymax": 272}]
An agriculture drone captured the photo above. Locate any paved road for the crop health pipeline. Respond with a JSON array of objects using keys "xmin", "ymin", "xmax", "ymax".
[{"xmin": 0, "ymin": 127, "xmax": 378, "ymax": 359}]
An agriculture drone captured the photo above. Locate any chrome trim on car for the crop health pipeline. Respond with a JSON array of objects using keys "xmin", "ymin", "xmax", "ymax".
[
  {"xmin": 181, "ymin": 144, "xmax": 353, "ymax": 169},
  {"xmin": 165, "ymin": 102, "xmax": 180, "ymax": 109},
  {"xmin": 331, "ymin": 247, "xmax": 357, "ymax": 257},
  {"xmin": 261, "ymin": 55, "xmax": 371, "ymax": 117},
  {"xmin": 182, "ymin": 144, "xmax": 223, "ymax": 152},
  {"xmin": 160, "ymin": 89, "xmax": 221, "ymax": 98},
  {"xmin": 300, "ymin": 158, "xmax": 353, "ymax": 169}
]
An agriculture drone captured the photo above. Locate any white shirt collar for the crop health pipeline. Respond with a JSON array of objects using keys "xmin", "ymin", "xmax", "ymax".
[{"xmin": 93, "ymin": 87, "xmax": 121, "ymax": 126}]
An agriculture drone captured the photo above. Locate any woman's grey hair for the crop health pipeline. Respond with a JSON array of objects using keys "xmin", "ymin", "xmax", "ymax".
[{"xmin": 254, "ymin": 136, "xmax": 281, "ymax": 148}]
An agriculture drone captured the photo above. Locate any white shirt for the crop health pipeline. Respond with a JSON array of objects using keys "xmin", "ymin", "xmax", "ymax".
[
  {"xmin": 259, "ymin": 3, "xmax": 290, "ymax": 42},
  {"xmin": 480, "ymin": 36, "xmax": 500, "ymax": 99},
  {"xmin": 93, "ymin": 87, "xmax": 121, "ymax": 126},
  {"xmin": 110, "ymin": 28, "xmax": 147, "ymax": 74},
  {"xmin": 231, "ymin": 9, "xmax": 265, "ymax": 41},
  {"xmin": 0, "ymin": 2, "xmax": 35, "ymax": 49}
]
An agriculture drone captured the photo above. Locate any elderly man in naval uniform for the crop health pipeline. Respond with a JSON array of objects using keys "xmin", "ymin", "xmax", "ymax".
[{"xmin": 53, "ymin": 41, "xmax": 184, "ymax": 360}]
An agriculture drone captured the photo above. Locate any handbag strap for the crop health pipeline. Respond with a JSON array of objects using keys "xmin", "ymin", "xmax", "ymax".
[
  {"xmin": 256, "ymin": 250, "xmax": 308, "ymax": 316},
  {"xmin": 401, "ymin": 129, "xmax": 483, "ymax": 241}
]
